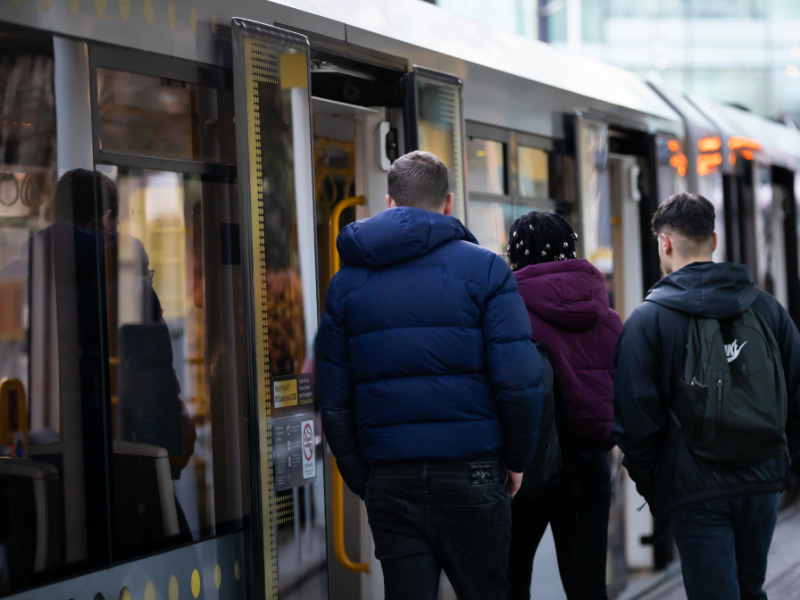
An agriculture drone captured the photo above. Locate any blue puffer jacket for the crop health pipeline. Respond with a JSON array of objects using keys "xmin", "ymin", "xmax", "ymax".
[{"xmin": 317, "ymin": 207, "xmax": 544, "ymax": 498}]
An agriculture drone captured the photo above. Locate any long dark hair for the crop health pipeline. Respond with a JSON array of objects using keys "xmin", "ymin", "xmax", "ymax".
[{"xmin": 507, "ymin": 211, "xmax": 578, "ymax": 272}]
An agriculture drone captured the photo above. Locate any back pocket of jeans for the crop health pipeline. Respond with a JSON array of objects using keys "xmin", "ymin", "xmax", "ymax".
[
  {"xmin": 365, "ymin": 500, "xmax": 409, "ymax": 560},
  {"xmin": 446, "ymin": 500, "xmax": 504, "ymax": 562}
]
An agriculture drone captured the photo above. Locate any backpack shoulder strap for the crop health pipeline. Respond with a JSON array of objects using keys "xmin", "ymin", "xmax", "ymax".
[
  {"xmin": 746, "ymin": 307, "xmax": 786, "ymax": 384},
  {"xmin": 683, "ymin": 314, "xmax": 726, "ymax": 386}
]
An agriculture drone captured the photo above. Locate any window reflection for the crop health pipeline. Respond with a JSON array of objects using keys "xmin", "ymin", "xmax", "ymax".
[
  {"xmin": 467, "ymin": 138, "xmax": 505, "ymax": 195},
  {"xmin": 417, "ymin": 80, "xmax": 466, "ymax": 222},
  {"xmin": 467, "ymin": 200, "xmax": 514, "ymax": 257},
  {"xmin": 100, "ymin": 168, "xmax": 249, "ymax": 556},
  {"xmin": 518, "ymin": 146, "xmax": 549, "ymax": 199},
  {"xmin": 697, "ymin": 172, "xmax": 726, "ymax": 262},
  {"xmin": 753, "ymin": 164, "xmax": 788, "ymax": 307},
  {"xmin": 0, "ymin": 28, "xmax": 85, "ymax": 591},
  {"xmin": 577, "ymin": 121, "xmax": 613, "ymax": 302},
  {"xmin": 97, "ymin": 69, "xmax": 236, "ymax": 164}
]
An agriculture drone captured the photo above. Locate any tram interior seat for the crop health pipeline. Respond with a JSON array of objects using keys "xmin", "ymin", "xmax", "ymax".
[
  {"xmin": 0, "ymin": 457, "xmax": 62, "ymax": 588},
  {"xmin": 25, "ymin": 440, "xmax": 181, "ymax": 558}
]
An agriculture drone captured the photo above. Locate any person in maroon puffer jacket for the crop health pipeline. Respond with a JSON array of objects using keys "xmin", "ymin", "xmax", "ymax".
[{"xmin": 505, "ymin": 211, "xmax": 622, "ymax": 600}]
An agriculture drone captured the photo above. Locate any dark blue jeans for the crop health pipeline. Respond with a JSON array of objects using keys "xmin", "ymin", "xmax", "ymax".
[
  {"xmin": 669, "ymin": 493, "xmax": 780, "ymax": 600},
  {"xmin": 365, "ymin": 454, "xmax": 512, "ymax": 600}
]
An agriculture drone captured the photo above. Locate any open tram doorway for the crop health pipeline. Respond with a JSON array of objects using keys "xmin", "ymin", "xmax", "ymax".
[
  {"xmin": 305, "ymin": 47, "xmax": 467, "ymax": 600},
  {"xmin": 311, "ymin": 93, "xmax": 394, "ymax": 600},
  {"xmin": 729, "ymin": 158, "xmax": 800, "ymax": 327}
]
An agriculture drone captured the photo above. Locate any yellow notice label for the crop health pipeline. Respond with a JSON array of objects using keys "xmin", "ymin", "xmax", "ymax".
[
  {"xmin": 280, "ymin": 52, "xmax": 308, "ymax": 90},
  {"xmin": 274, "ymin": 378, "xmax": 298, "ymax": 408}
]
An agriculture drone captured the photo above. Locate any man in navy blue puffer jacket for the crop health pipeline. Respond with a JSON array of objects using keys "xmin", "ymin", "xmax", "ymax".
[{"xmin": 317, "ymin": 151, "xmax": 544, "ymax": 600}]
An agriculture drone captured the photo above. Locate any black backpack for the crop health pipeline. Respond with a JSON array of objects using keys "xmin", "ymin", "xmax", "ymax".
[
  {"xmin": 517, "ymin": 344, "xmax": 566, "ymax": 499},
  {"xmin": 673, "ymin": 307, "xmax": 788, "ymax": 466}
]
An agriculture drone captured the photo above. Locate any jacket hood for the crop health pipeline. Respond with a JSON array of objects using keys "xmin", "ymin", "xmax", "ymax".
[
  {"xmin": 646, "ymin": 261, "xmax": 760, "ymax": 319},
  {"xmin": 336, "ymin": 207, "xmax": 478, "ymax": 268},
  {"xmin": 514, "ymin": 258, "xmax": 610, "ymax": 332}
]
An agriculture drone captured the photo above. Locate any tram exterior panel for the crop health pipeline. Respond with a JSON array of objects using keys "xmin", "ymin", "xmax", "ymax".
[{"xmin": 0, "ymin": 1, "xmax": 798, "ymax": 600}]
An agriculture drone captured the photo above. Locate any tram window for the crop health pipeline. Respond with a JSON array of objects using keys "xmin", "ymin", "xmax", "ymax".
[
  {"xmin": 102, "ymin": 168, "xmax": 249, "ymax": 558},
  {"xmin": 518, "ymin": 146, "xmax": 549, "ymax": 199},
  {"xmin": 0, "ymin": 27, "xmax": 117, "ymax": 589},
  {"xmin": 468, "ymin": 200, "xmax": 514, "ymax": 257},
  {"xmin": 577, "ymin": 120, "xmax": 613, "ymax": 303},
  {"xmin": 417, "ymin": 80, "xmax": 466, "ymax": 222},
  {"xmin": 656, "ymin": 136, "xmax": 686, "ymax": 204},
  {"xmin": 97, "ymin": 69, "xmax": 236, "ymax": 164},
  {"xmin": 697, "ymin": 171, "xmax": 726, "ymax": 262},
  {"xmin": 467, "ymin": 138, "xmax": 506, "ymax": 196}
]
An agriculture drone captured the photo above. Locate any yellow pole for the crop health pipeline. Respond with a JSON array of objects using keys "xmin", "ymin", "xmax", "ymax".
[
  {"xmin": 327, "ymin": 196, "xmax": 368, "ymax": 573},
  {"xmin": 329, "ymin": 196, "xmax": 364, "ymax": 276}
]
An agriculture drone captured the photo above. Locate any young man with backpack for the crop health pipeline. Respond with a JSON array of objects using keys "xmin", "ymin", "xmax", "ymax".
[{"xmin": 614, "ymin": 193, "xmax": 800, "ymax": 600}]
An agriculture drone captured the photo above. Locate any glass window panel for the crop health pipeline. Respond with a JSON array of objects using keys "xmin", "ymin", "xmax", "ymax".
[
  {"xmin": 656, "ymin": 135, "xmax": 688, "ymax": 253},
  {"xmin": 102, "ymin": 168, "xmax": 250, "ymax": 559},
  {"xmin": 0, "ymin": 28, "xmax": 143, "ymax": 589},
  {"xmin": 697, "ymin": 172, "xmax": 726, "ymax": 263},
  {"xmin": 467, "ymin": 200, "xmax": 514, "ymax": 257},
  {"xmin": 467, "ymin": 138, "xmax": 505, "ymax": 196},
  {"xmin": 417, "ymin": 80, "xmax": 466, "ymax": 222},
  {"xmin": 752, "ymin": 164, "xmax": 788, "ymax": 307},
  {"xmin": 97, "ymin": 68, "xmax": 236, "ymax": 164},
  {"xmin": 518, "ymin": 146, "xmax": 549, "ymax": 199},
  {"xmin": 577, "ymin": 120, "xmax": 612, "ymax": 287},
  {"xmin": 0, "ymin": 28, "xmax": 116, "ymax": 590}
]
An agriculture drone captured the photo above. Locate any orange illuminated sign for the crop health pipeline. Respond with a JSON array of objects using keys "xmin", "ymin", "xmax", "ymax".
[
  {"xmin": 741, "ymin": 150, "xmax": 755, "ymax": 161},
  {"xmin": 697, "ymin": 152, "xmax": 723, "ymax": 175},
  {"xmin": 698, "ymin": 136, "xmax": 721, "ymax": 152},
  {"xmin": 728, "ymin": 136, "xmax": 761, "ymax": 151},
  {"xmin": 667, "ymin": 140, "xmax": 680, "ymax": 152},
  {"xmin": 669, "ymin": 153, "xmax": 688, "ymax": 176}
]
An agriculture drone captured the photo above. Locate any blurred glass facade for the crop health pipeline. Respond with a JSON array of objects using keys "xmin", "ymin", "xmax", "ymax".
[{"xmin": 432, "ymin": 0, "xmax": 800, "ymax": 121}]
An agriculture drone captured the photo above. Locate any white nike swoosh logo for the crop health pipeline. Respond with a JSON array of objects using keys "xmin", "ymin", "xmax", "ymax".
[{"xmin": 727, "ymin": 341, "xmax": 747, "ymax": 363}]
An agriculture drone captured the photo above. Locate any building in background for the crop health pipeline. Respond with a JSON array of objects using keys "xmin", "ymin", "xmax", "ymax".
[{"xmin": 430, "ymin": 0, "xmax": 800, "ymax": 123}]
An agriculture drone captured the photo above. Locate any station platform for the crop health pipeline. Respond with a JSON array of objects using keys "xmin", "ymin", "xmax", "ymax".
[{"xmin": 624, "ymin": 501, "xmax": 800, "ymax": 600}]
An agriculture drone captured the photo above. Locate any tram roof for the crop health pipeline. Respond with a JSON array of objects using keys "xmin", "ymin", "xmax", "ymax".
[
  {"xmin": 649, "ymin": 83, "xmax": 719, "ymax": 141},
  {"xmin": 689, "ymin": 94, "xmax": 800, "ymax": 170},
  {"xmin": 2, "ymin": 0, "xmax": 682, "ymax": 135},
  {"xmin": 276, "ymin": 0, "xmax": 681, "ymax": 125}
]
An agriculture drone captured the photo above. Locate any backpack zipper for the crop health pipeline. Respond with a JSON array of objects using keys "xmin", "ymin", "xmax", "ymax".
[
  {"xmin": 690, "ymin": 377, "xmax": 706, "ymax": 389},
  {"xmin": 715, "ymin": 379, "xmax": 724, "ymax": 438}
]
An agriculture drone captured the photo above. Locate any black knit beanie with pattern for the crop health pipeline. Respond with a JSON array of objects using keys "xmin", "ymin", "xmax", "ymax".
[{"xmin": 507, "ymin": 211, "xmax": 578, "ymax": 272}]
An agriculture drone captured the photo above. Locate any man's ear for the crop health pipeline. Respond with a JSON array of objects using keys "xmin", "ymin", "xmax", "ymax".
[
  {"xmin": 661, "ymin": 232, "xmax": 673, "ymax": 256},
  {"xmin": 101, "ymin": 209, "xmax": 114, "ymax": 233},
  {"xmin": 712, "ymin": 232, "xmax": 718, "ymax": 254},
  {"xmin": 442, "ymin": 193, "xmax": 454, "ymax": 216},
  {"xmin": 385, "ymin": 195, "xmax": 397, "ymax": 209}
]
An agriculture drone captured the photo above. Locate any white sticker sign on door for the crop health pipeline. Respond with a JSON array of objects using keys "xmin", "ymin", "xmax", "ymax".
[{"xmin": 301, "ymin": 419, "xmax": 315, "ymax": 480}]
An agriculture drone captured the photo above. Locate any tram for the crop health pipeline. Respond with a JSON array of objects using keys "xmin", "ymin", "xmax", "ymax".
[{"xmin": 0, "ymin": 1, "xmax": 799, "ymax": 600}]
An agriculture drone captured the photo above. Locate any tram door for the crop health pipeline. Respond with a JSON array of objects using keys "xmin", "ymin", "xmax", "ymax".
[
  {"xmin": 736, "ymin": 159, "xmax": 796, "ymax": 312},
  {"xmin": 229, "ymin": 20, "xmax": 331, "ymax": 600}
]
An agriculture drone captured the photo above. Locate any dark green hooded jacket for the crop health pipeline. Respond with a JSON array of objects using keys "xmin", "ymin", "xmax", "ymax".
[{"xmin": 613, "ymin": 262, "xmax": 800, "ymax": 517}]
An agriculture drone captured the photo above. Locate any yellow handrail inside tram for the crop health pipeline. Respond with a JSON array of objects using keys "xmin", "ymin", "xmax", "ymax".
[
  {"xmin": 329, "ymin": 196, "xmax": 364, "ymax": 277},
  {"xmin": 328, "ymin": 195, "xmax": 369, "ymax": 574}
]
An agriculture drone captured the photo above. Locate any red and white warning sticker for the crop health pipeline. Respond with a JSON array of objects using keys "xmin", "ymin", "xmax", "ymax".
[{"xmin": 301, "ymin": 419, "xmax": 315, "ymax": 480}]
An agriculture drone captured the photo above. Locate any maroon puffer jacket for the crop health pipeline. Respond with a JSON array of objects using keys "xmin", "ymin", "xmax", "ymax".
[{"xmin": 514, "ymin": 258, "xmax": 623, "ymax": 449}]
